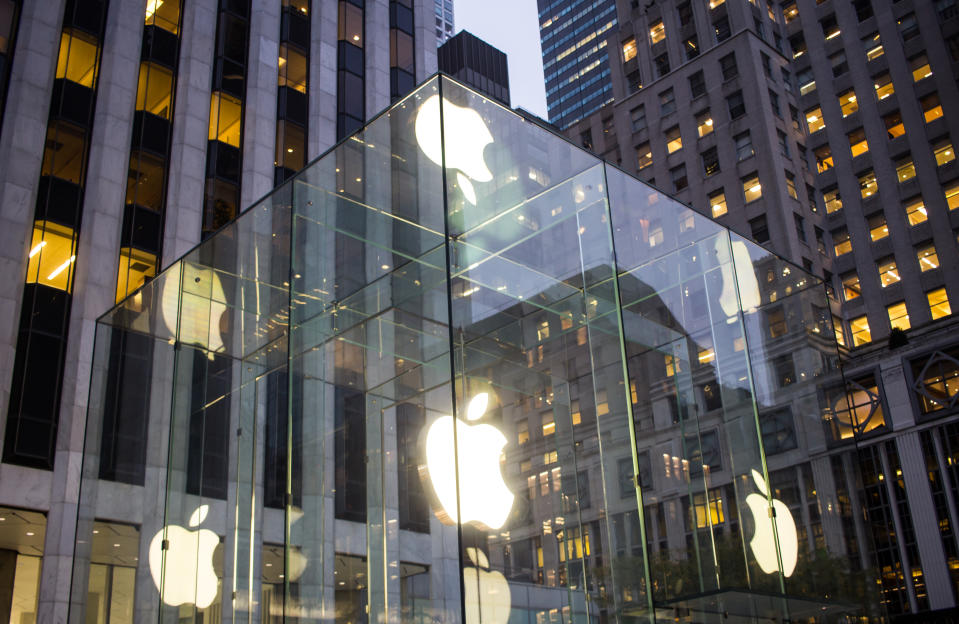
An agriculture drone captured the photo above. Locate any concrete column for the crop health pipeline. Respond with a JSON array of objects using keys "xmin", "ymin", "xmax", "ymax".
[
  {"xmin": 239, "ymin": 0, "xmax": 280, "ymax": 211},
  {"xmin": 414, "ymin": 0, "xmax": 438, "ymax": 81},
  {"xmin": 366, "ymin": 0, "xmax": 392, "ymax": 117},
  {"xmin": 163, "ymin": 0, "xmax": 218, "ymax": 264},
  {"xmin": 0, "ymin": 0, "xmax": 66, "ymax": 455},
  {"xmin": 309, "ymin": 0, "xmax": 338, "ymax": 159}
]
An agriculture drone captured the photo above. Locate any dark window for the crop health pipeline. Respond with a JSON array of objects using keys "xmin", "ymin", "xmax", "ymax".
[
  {"xmin": 678, "ymin": 1, "xmax": 694, "ymax": 26},
  {"xmin": 854, "ymin": 0, "xmax": 874, "ymax": 21},
  {"xmin": 702, "ymin": 146, "xmax": 720, "ymax": 176},
  {"xmin": 714, "ymin": 16, "xmax": 731, "ymax": 41},
  {"xmin": 719, "ymin": 53, "xmax": 737, "ymax": 80},
  {"xmin": 654, "ymin": 52, "xmax": 670, "ymax": 77},
  {"xmin": 750, "ymin": 215, "xmax": 770, "ymax": 243},
  {"xmin": 727, "ymin": 90, "xmax": 745, "ymax": 118},
  {"xmin": 689, "ymin": 70, "xmax": 706, "ymax": 98}
]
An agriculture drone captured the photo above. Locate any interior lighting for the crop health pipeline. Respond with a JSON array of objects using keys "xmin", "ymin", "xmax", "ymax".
[
  {"xmin": 28, "ymin": 241, "xmax": 46, "ymax": 258},
  {"xmin": 47, "ymin": 255, "xmax": 76, "ymax": 281},
  {"xmin": 145, "ymin": 0, "xmax": 163, "ymax": 20}
]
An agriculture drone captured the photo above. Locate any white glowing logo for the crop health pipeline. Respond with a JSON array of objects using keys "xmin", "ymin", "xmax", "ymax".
[
  {"xmin": 415, "ymin": 94, "xmax": 493, "ymax": 204},
  {"xmin": 716, "ymin": 239, "xmax": 761, "ymax": 322},
  {"xmin": 160, "ymin": 262, "xmax": 228, "ymax": 355},
  {"xmin": 745, "ymin": 469, "xmax": 798, "ymax": 577},
  {"xmin": 463, "ymin": 547, "xmax": 511, "ymax": 624},
  {"xmin": 148, "ymin": 505, "xmax": 219, "ymax": 608},
  {"xmin": 425, "ymin": 393, "xmax": 514, "ymax": 529}
]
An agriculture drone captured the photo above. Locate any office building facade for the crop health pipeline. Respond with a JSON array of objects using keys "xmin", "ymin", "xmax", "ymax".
[
  {"xmin": 0, "ymin": 0, "xmax": 436, "ymax": 620},
  {"xmin": 567, "ymin": 0, "xmax": 959, "ymax": 617},
  {"xmin": 538, "ymin": 0, "xmax": 618, "ymax": 130},
  {"xmin": 434, "ymin": 0, "xmax": 454, "ymax": 43},
  {"xmin": 69, "ymin": 74, "xmax": 883, "ymax": 622},
  {"xmin": 438, "ymin": 30, "xmax": 510, "ymax": 105}
]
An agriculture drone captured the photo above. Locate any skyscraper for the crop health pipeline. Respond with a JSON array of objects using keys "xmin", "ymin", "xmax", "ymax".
[
  {"xmin": 437, "ymin": 29, "xmax": 510, "ymax": 105},
  {"xmin": 433, "ymin": 0, "xmax": 454, "ymax": 43},
  {"xmin": 0, "ymin": 0, "xmax": 435, "ymax": 618},
  {"xmin": 564, "ymin": 0, "xmax": 959, "ymax": 617},
  {"xmin": 538, "ymin": 0, "xmax": 617, "ymax": 130}
]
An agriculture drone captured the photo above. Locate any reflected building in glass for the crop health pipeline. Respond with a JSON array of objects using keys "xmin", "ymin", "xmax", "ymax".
[{"xmin": 69, "ymin": 75, "xmax": 884, "ymax": 623}]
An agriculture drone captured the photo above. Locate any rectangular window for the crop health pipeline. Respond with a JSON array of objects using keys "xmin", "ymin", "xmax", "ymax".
[
  {"xmin": 888, "ymin": 302, "xmax": 911, "ymax": 331},
  {"xmin": 830, "ymin": 50, "xmax": 848, "ymax": 76},
  {"xmin": 854, "ymin": 0, "xmax": 874, "ymax": 20},
  {"xmin": 135, "ymin": 62, "xmax": 174, "ymax": 118},
  {"xmin": 689, "ymin": 71, "xmax": 706, "ymax": 98},
  {"xmin": 715, "ymin": 16, "xmax": 731, "ymax": 41},
  {"xmin": 637, "ymin": 143, "xmax": 652, "ymax": 170},
  {"xmin": 851, "ymin": 315, "xmax": 871, "ymax": 346},
  {"xmin": 825, "ymin": 187, "xmax": 842, "ymax": 213},
  {"xmin": 786, "ymin": 172, "xmax": 798, "ymax": 199},
  {"xmin": 278, "ymin": 44, "xmax": 308, "ymax": 94},
  {"xmin": 911, "ymin": 54, "xmax": 932, "ymax": 82},
  {"xmin": 685, "ymin": 36, "xmax": 699, "ymax": 60},
  {"xmin": 842, "ymin": 271, "xmax": 861, "ymax": 301},
  {"xmin": 630, "ymin": 105, "xmax": 646, "ymax": 132},
  {"xmin": 821, "ymin": 15, "xmax": 840, "ymax": 40},
  {"xmin": 783, "ymin": 1, "xmax": 798, "ymax": 23},
  {"xmin": 671, "ymin": 164, "xmax": 688, "ymax": 191},
  {"xmin": 815, "ymin": 145, "xmax": 833, "ymax": 172},
  {"xmin": 928, "ymin": 288, "xmax": 952, "ymax": 319},
  {"xmin": 934, "ymin": 140, "xmax": 955, "ymax": 166},
  {"xmin": 868, "ymin": 213, "xmax": 888, "ymax": 241},
  {"xmin": 650, "ymin": 20, "xmax": 666, "ymax": 43},
  {"xmin": 782, "ymin": 68, "xmax": 792, "ymax": 92},
  {"xmin": 777, "ymin": 130, "xmax": 789, "ymax": 157},
  {"xmin": 905, "ymin": 197, "xmax": 928, "ymax": 225},
  {"xmin": 750, "ymin": 215, "xmax": 770, "ymax": 243},
  {"xmin": 922, "ymin": 94, "xmax": 944, "ymax": 123},
  {"xmin": 660, "ymin": 88, "xmax": 676, "ymax": 115},
  {"xmin": 769, "ymin": 89, "xmax": 781, "ymax": 117},
  {"xmin": 860, "ymin": 170, "xmax": 878, "ymax": 197},
  {"xmin": 864, "ymin": 32, "xmax": 884, "ymax": 60},
  {"xmin": 709, "ymin": 189, "xmax": 727, "ymax": 217},
  {"xmin": 833, "ymin": 228, "xmax": 851, "ymax": 256},
  {"xmin": 839, "ymin": 89, "xmax": 858, "ymax": 117},
  {"xmin": 798, "ymin": 67, "xmax": 815, "ymax": 95},
  {"xmin": 26, "ymin": 221, "xmax": 78, "ymax": 293},
  {"xmin": 743, "ymin": 173, "xmax": 762, "ymax": 202},
  {"xmin": 622, "ymin": 37, "xmax": 637, "ymax": 62},
  {"xmin": 791, "ymin": 33, "xmax": 807, "ymax": 60},
  {"xmin": 896, "ymin": 158, "xmax": 916, "ymax": 183},
  {"xmin": 793, "ymin": 211, "xmax": 805, "ymax": 239},
  {"xmin": 719, "ymin": 53, "xmax": 737, "ymax": 80},
  {"xmin": 946, "ymin": 182, "xmax": 959, "ymax": 210},
  {"xmin": 898, "ymin": 12, "xmax": 919, "ymax": 40},
  {"xmin": 874, "ymin": 73, "xmax": 894, "ymax": 100},
  {"xmin": 696, "ymin": 110, "xmax": 713, "ymax": 137},
  {"xmin": 878, "ymin": 256, "xmax": 900, "ymax": 287},
  {"xmin": 917, "ymin": 242, "xmax": 939, "ymax": 271},
  {"xmin": 678, "ymin": 2, "xmax": 694, "ymax": 25},
  {"xmin": 805, "ymin": 106, "xmax": 824, "ymax": 133},
  {"xmin": 654, "ymin": 53, "xmax": 670, "ymax": 77},
  {"xmin": 727, "ymin": 91, "xmax": 745, "ymax": 119},
  {"xmin": 735, "ymin": 131, "xmax": 754, "ymax": 161},
  {"xmin": 209, "ymin": 91, "xmax": 243, "ymax": 147},
  {"xmin": 761, "ymin": 52, "xmax": 772, "ymax": 78},
  {"xmin": 56, "ymin": 29, "xmax": 101, "ymax": 89},
  {"xmin": 702, "ymin": 146, "xmax": 720, "ymax": 176},
  {"xmin": 884, "ymin": 110, "xmax": 905, "ymax": 139},
  {"xmin": 666, "ymin": 126, "xmax": 682, "ymax": 153},
  {"xmin": 849, "ymin": 128, "xmax": 869, "ymax": 157}
]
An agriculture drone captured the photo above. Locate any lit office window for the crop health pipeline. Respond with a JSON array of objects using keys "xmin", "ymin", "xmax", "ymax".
[
  {"xmin": 25, "ymin": 221, "xmax": 78, "ymax": 293},
  {"xmin": 783, "ymin": 1, "xmax": 798, "ymax": 22},
  {"xmin": 115, "ymin": 247, "xmax": 157, "ymax": 302},
  {"xmin": 848, "ymin": 128, "xmax": 869, "ymax": 157},
  {"xmin": 878, "ymin": 257, "xmax": 900, "ymax": 287},
  {"xmin": 928, "ymin": 288, "xmax": 952, "ymax": 319},
  {"xmin": 685, "ymin": 36, "xmax": 699, "ymax": 59},
  {"xmin": 868, "ymin": 213, "xmax": 888, "ymax": 241},
  {"xmin": 275, "ymin": 120, "xmax": 305, "ymax": 171},
  {"xmin": 922, "ymin": 94, "xmax": 944, "ymax": 123},
  {"xmin": 279, "ymin": 44, "xmax": 308, "ymax": 93},
  {"xmin": 834, "ymin": 315, "xmax": 846, "ymax": 346},
  {"xmin": 821, "ymin": 16, "xmax": 840, "ymax": 40},
  {"xmin": 833, "ymin": 228, "xmax": 851, "ymax": 256},
  {"xmin": 743, "ymin": 174, "xmax": 762, "ymax": 202},
  {"xmin": 839, "ymin": 89, "xmax": 858, "ymax": 117},
  {"xmin": 945, "ymin": 182, "xmax": 959, "ymax": 210},
  {"xmin": 864, "ymin": 32, "xmax": 883, "ymax": 60},
  {"xmin": 883, "ymin": 110, "xmax": 905, "ymax": 139},
  {"xmin": 805, "ymin": 106, "xmax": 824, "ymax": 132},
  {"xmin": 859, "ymin": 170, "xmax": 878, "ymax": 197},
  {"xmin": 815, "ymin": 145, "xmax": 833, "ymax": 172},
  {"xmin": 911, "ymin": 54, "xmax": 933, "ymax": 82},
  {"xmin": 696, "ymin": 110, "xmax": 713, "ymax": 137},
  {"xmin": 709, "ymin": 189, "xmax": 727, "ymax": 217},
  {"xmin": 622, "ymin": 37, "xmax": 637, "ymax": 62},
  {"xmin": 896, "ymin": 158, "xmax": 916, "ymax": 183},
  {"xmin": 209, "ymin": 91, "xmax": 242, "ymax": 147},
  {"xmin": 135, "ymin": 62, "xmax": 173, "ymax": 118},
  {"xmin": 874, "ymin": 73, "xmax": 894, "ymax": 100},
  {"xmin": 934, "ymin": 140, "xmax": 955, "ymax": 166},
  {"xmin": 710, "ymin": 0, "xmax": 725, "ymax": 7},
  {"xmin": 888, "ymin": 302, "xmax": 910, "ymax": 331},
  {"xmin": 637, "ymin": 143, "xmax": 652, "ymax": 169},
  {"xmin": 145, "ymin": 0, "xmax": 181, "ymax": 33},
  {"xmin": 785, "ymin": 172, "xmax": 798, "ymax": 199},
  {"xmin": 842, "ymin": 272, "xmax": 861, "ymax": 301},
  {"xmin": 905, "ymin": 197, "xmax": 928, "ymax": 225},
  {"xmin": 56, "ymin": 29, "xmax": 101, "ymax": 88},
  {"xmin": 851, "ymin": 315, "xmax": 871, "ymax": 346},
  {"xmin": 824, "ymin": 188, "xmax": 842, "ymax": 213},
  {"xmin": 916, "ymin": 242, "xmax": 939, "ymax": 272},
  {"xmin": 650, "ymin": 20, "xmax": 665, "ymax": 44},
  {"xmin": 665, "ymin": 126, "xmax": 682, "ymax": 153}
]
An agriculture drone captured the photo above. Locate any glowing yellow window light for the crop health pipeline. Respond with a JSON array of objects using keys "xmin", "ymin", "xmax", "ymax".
[{"xmin": 26, "ymin": 221, "xmax": 77, "ymax": 292}]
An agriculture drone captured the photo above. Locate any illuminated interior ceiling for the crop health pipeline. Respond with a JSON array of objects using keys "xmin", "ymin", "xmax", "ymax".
[{"xmin": 0, "ymin": 507, "xmax": 46, "ymax": 557}]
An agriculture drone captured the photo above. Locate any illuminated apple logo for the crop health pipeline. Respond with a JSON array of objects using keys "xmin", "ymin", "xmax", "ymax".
[
  {"xmin": 415, "ymin": 94, "xmax": 494, "ymax": 205},
  {"xmin": 715, "ymin": 238, "xmax": 761, "ymax": 322},
  {"xmin": 148, "ymin": 505, "xmax": 219, "ymax": 608},
  {"xmin": 160, "ymin": 261, "xmax": 228, "ymax": 356},
  {"xmin": 425, "ymin": 393, "xmax": 514, "ymax": 529},
  {"xmin": 463, "ymin": 547, "xmax": 511, "ymax": 624},
  {"xmin": 745, "ymin": 469, "xmax": 798, "ymax": 577}
]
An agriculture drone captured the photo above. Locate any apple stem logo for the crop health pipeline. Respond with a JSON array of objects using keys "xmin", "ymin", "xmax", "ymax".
[
  {"xmin": 425, "ymin": 392, "xmax": 515, "ymax": 529},
  {"xmin": 149, "ymin": 504, "xmax": 220, "ymax": 609},
  {"xmin": 745, "ymin": 469, "xmax": 799, "ymax": 578},
  {"xmin": 463, "ymin": 547, "xmax": 511, "ymax": 624}
]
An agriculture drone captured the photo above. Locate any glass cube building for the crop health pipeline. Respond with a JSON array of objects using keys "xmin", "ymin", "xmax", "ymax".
[{"xmin": 69, "ymin": 75, "xmax": 881, "ymax": 623}]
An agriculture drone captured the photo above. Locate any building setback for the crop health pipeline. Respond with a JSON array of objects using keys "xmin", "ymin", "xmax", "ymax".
[
  {"xmin": 564, "ymin": 0, "xmax": 959, "ymax": 617},
  {"xmin": 0, "ymin": 0, "xmax": 436, "ymax": 619},
  {"xmin": 438, "ymin": 29, "xmax": 510, "ymax": 105}
]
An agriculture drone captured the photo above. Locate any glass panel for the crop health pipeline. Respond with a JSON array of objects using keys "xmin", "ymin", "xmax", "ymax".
[
  {"xmin": 56, "ymin": 29, "xmax": 100, "ymax": 88},
  {"xmin": 146, "ymin": 0, "xmax": 181, "ymax": 34},
  {"xmin": 278, "ymin": 43, "xmax": 307, "ymax": 93},
  {"xmin": 209, "ymin": 91, "xmax": 242, "ymax": 147},
  {"xmin": 26, "ymin": 220, "xmax": 77, "ymax": 292},
  {"xmin": 136, "ymin": 62, "xmax": 174, "ymax": 119}
]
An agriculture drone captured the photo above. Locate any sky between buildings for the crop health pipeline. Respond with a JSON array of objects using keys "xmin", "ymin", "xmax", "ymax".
[{"xmin": 455, "ymin": 0, "xmax": 549, "ymax": 119}]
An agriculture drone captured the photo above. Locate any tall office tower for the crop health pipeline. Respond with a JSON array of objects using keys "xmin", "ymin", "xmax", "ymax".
[
  {"xmin": 438, "ymin": 30, "xmax": 510, "ymax": 105},
  {"xmin": 538, "ymin": 0, "xmax": 617, "ymax": 130},
  {"xmin": 0, "ymin": 0, "xmax": 435, "ymax": 618},
  {"xmin": 433, "ymin": 0, "xmax": 453, "ymax": 43},
  {"xmin": 567, "ymin": 0, "xmax": 959, "ymax": 617}
]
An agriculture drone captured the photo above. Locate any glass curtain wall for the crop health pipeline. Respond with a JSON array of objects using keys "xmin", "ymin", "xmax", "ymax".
[{"xmin": 70, "ymin": 75, "xmax": 880, "ymax": 623}]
